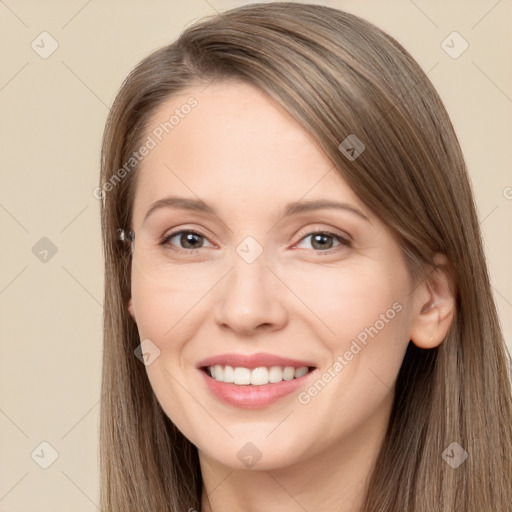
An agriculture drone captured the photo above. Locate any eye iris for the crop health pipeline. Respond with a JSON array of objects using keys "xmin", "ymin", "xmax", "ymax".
[
  {"xmin": 311, "ymin": 233, "xmax": 333, "ymax": 250},
  {"xmin": 181, "ymin": 232, "xmax": 203, "ymax": 249}
]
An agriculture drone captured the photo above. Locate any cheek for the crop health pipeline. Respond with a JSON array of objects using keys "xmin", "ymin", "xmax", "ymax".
[
  {"xmin": 297, "ymin": 260, "xmax": 412, "ymax": 413},
  {"xmin": 292, "ymin": 264, "xmax": 411, "ymax": 433},
  {"xmin": 291, "ymin": 261, "xmax": 409, "ymax": 349},
  {"xmin": 129, "ymin": 260, "xmax": 209, "ymax": 340},
  {"xmin": 336, "ymin": 267, "xmax": 411, "ymax": 389},
  {"xmin": 130, "ymin": 279, "xmax": 175, "ymax": 339},
  {"xmin": 129, "ymin": 269, "xmax": 207, "ymax": 438}
]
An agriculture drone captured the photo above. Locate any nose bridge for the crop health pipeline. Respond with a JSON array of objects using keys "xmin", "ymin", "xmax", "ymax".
[{"xmin": 213, "ymin": 243, "xmax": 288, "ymax": 333}]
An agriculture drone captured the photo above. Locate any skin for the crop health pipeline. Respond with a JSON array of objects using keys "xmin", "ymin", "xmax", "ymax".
[{"xmin": 127, "ymin": 81, "xmax": 455, "ymax": 512}]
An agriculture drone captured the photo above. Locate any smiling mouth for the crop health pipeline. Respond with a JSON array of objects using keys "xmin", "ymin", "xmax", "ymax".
[{"xmin": 200, "ymin": 365, "xmax": 316, "ymax": 386}]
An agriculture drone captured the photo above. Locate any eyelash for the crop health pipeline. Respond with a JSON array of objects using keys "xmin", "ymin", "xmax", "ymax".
[{"xmin": 159, "ymin": 228, "xmax": 352, "ymax": 255}]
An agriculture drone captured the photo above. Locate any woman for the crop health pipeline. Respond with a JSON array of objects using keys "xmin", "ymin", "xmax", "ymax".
[{"xmin": 98, "ymin": 3, "xmax": 512, "ymax": 511}]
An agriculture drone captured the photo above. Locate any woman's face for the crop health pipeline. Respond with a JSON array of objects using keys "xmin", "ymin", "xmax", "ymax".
[{"xmin": 127, "ymin": 80, "xmax": 421, "ymax": 471}]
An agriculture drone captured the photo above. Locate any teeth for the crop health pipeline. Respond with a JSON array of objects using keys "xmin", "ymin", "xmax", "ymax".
[
  {"xmin": 234, "ymin": 367, "xmax": 251, "ymax": 385},
  {"xmin": 223, "ymin": 365, "xmax": 234, "ymax": 383},
  {"xmin": 269, "ymin": 366, "xmax": 283, "ymax": 383},
  {"xmin": 207, "ymin": 365, "xmax": 311, "ymax": 385},
  {"xmin": 294, "ymin": 366, "xmax": 309, "ymax": 378},
  {"xmin": 283, "ymin": 367, "xmax": 295, "ymax": 381},
  {"xmin": 250, "ymin": 367, "xmax": 268, "ymax": 385}
]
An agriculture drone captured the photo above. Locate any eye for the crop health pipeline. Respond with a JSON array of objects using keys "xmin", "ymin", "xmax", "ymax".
[
  {"xmin": 159, "ymin": 228, "xmax": 352, "ymax": 255},
  {"xmin": 160, "ymin": 229, "xmax": 214, "ymax": 252},
  {"xmin": 295, "ymin": 230, "xmax": 351, "ymax": 252}
]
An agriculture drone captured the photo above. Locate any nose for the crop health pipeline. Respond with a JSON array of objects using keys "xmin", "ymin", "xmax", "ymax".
[{"xmin": 213, "ymin": 254, "xmax": 289, "ymax": 336}]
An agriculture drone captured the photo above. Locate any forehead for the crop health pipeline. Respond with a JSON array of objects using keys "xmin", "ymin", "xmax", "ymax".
[
  {"xmin": 131, "ymin": 80, "xmax": 367, "ymax": 223},
  {"xmin": 144, "ymin": 80, "xmax": 322, "ymax": 165}
]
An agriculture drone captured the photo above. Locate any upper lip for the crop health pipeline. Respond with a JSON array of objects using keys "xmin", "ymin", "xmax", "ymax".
[{"xmin": 196, "ymin": 352, "xmax": 317, "ymax": 370}]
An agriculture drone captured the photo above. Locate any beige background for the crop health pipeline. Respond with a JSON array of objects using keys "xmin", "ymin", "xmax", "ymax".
[{"xmin": 0, "ymin": 0, "xmax": 510, "ymax": 510}]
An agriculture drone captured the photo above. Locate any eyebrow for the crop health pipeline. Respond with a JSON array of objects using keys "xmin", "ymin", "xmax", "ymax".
[{"xmin": 143, "ymin": 196, "xmax": 370, "ymax": 223}]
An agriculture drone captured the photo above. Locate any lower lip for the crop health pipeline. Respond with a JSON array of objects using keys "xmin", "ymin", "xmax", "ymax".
[{"xmin": 198, "ymin": 367, "xmax": 317, "ymax": 408}]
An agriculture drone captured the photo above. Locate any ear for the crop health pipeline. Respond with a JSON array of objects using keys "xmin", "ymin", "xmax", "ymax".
[
  {"xmin": 409, "ymin": 253, "xmax": 456, "ymax": 349},
  {"xmin": 127, "ymin": 297, "xmax": 135, "ymax": 320}
]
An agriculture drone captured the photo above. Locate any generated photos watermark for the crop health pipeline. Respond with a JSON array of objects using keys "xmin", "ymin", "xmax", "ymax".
[
  {"xmin": 297, "ymin": 301, "xmax": 403, "ymax": 405},
  {"xmin": 93, "ymin": 96, "xmax": 198, "ymax": 200}
]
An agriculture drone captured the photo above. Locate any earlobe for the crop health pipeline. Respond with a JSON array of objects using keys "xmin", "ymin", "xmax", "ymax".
[{"xmin": 409, "ymin": 253, "xmax": 456, "ymax": 349}]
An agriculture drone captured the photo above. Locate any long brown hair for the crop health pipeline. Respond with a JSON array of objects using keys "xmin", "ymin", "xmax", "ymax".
[{"xmin": 98, "ymin": 3, "xmax": 512, "ymax": 510}]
